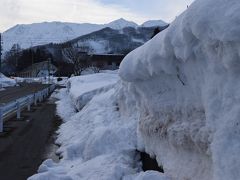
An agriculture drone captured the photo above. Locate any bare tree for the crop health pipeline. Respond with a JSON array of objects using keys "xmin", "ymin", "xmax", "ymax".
[{"xmin": 62, "ymin": 45, "xmax": 90, "ymax": 76}]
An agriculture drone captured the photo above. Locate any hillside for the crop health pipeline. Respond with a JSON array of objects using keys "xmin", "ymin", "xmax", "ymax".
[
  {"xmin": 33, "ymin": 25, "xmax": 168, "ymax": 62},
  {"xmin": 2, "ymin": 19, "xmax": 168, "ymax": 53}
]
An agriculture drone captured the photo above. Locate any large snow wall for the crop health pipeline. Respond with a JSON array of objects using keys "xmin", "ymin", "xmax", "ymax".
[{"xmin": 119, "ymin": 0, "xmax": 240, "ymax": 179}]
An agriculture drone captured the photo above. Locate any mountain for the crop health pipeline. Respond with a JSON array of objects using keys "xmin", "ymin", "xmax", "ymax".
[
  {"xmin": 2, "ymin": 22, "xmax": 103, "ymax": 53},
  {"xmin": 106, "ymin": 18, "xmax": 138, "ymax": 30},
  {"xmin": 36, "ymin": 25, "xmax": 168, "ymax": 62},
  {"xmin": 141, "ymin": 20, "xmax": 168, "ymax": 27},
  {"xmin": 63, "ymin": 26, "xmax": 155, "ymax": 54},
  {"xmin": 2, "ymin": 19, "xmax": 168, "ymax": 53},
  {"xmin": 2, "ymin": 25, "xmax": 169, "ymax": 74}
]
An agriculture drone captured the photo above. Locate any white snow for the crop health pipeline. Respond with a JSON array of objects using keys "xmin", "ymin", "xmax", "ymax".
[
  {"xmin": 119, "ymin": 0, "xmax": 240, "ymax": 179},
  {"xmin": 28, "ymin": 0, "xmax": 240, "ymax": 179},
  {"xmin": 2, "ymin": 18, "xmax": 145, "ymax": 53},
  {"xmin": 67, "ymin": 73, "xmax": 119, "ymax": 110},
  {"xmin": 0, "ymin": 73, "xmax": 17, "ymax": 88},
  {"xmin": 124, "ymin": 171, "xmax": 170, "ymax": 180},
  {"xmin": 2, "ymin": 22, "xmax": 103, "ymax": 53},
  {"xmin": 77, "ymin": 40, "xmax": 109, "ymax": 54},
  {"xmin": 29, "ymin": 71, "xmax": 153, "ymax": 180}
]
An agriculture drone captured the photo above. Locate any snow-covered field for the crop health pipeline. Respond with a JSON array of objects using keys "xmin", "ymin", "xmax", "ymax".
[
  {"xmin": 29, "ymin": 0, "xmax": 240, "ymax": 179},
  {"xmin": 0, "ymin": 73, "xmax": 17, "ymax": 89}
]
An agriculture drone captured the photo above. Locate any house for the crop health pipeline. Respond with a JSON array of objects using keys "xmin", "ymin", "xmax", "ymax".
[{"xmin": 17, "ymin": 61, "xmax": 58, "ymax": 78}]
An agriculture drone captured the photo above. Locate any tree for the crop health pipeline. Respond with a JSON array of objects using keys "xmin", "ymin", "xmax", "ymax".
[
  {"xmin": 62, "ymin": 45, "xmax": 90, "ymax": 76},
  {"xmin": 151, "ymin": 27, "xmax": 161, "ymax": 39},
  {"xmin": 4, "ymin": 44, "xmax": 22, "ymax": 74}
]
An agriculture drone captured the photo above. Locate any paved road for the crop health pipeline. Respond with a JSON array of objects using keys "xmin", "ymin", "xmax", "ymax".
[
  {"xmin": 0, "ymin": 97, "xmax": 61, "ymax": 180},
  {"xmin": 0, "ymin": 83, "xmax": 50, "ymax": 104}
]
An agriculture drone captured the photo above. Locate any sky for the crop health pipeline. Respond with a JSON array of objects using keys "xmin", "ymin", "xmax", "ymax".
[{"xmin": 0, "ymin": 0, "xmax": 194, "ymax": 32}]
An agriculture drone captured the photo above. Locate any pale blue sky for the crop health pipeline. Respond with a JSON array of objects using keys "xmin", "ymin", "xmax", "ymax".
[{"xmin": 0, "ymin": 0, "xmax": 194, "ymax": 32}]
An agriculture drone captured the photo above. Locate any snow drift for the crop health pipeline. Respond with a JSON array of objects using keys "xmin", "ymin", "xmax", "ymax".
[
  {"xmin": 30, "ymin": 72, "xmax": 166, "ymax": 180},
  {"xmin": 119, "ymin": 0, "xmax": 240, "ymax": 179},
  {"xmin": 66, "ymin": 73, "xmax": 119, "ymax": 110}
]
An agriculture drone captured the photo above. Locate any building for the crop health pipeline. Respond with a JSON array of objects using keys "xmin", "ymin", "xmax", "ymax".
[
  {"xmin": 17, "ymin": 61, "xmax": 57, "ymax": 78},
  {"xmin": 89, "ymin": 54, "xmax": 125, "ymax": 70}
]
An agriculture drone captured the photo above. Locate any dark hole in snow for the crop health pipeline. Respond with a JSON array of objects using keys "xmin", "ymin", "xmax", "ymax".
[{"xmin": 138, "ymin": 151, "xmax": 164, "ymax": 173}]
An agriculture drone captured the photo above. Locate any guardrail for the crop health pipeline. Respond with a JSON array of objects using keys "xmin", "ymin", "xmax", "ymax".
[{"xmin": 0, "ymin": 84, "xmax": 56, "ymax": 133}]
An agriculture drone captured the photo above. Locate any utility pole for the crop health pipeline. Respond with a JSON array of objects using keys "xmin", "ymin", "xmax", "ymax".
[
  {"xmin": 0, "ymin": 33, "xmax": 2, "ymax": 73},
  {"xmin": 31, "ymin": 42, "xmax": 33, "ymax": 77},
  {"xmin": 48, "ymin": 58, "xmax": 50, "ymax": 84}
]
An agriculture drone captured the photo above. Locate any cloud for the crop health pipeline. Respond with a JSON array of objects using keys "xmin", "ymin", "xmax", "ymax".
[
  {"xmin": 0, "ymin": 0, "xmax": 194, "ymax": 32},
  {"xmin": 97, "ymin": 0, "xmax": 194, "ymax": 22},
  {"xmin": 0, "ymin": 0, "xmax": 22, "ymax": 31}
]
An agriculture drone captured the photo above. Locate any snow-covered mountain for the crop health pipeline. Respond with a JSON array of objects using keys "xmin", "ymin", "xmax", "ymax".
[
  {"xmin": 67, "ymin": 27, "xmax": 156, "ymax": 54},
  {"xmin": 141, "ymin": 20, "xmax": 168, "ymax": 27},
  {"xmin": 2, "ymin": 22, "xmax": 103, "ymax": 53},
  {"xmin": 38, "ymin": 25, "xmax": 168, "ymax": 62},
  {"xmin": 106, "ymin": 18, "xmax": 138, "ymax": 30},
  {"xmin": 2, "ymin": 19, "xmax": 168, "ymax": 53}
]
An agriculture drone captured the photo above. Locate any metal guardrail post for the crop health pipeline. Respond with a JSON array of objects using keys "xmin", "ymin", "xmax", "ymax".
[
  {"xmin": 0, "ymin": 108, "xmax": 3, "ymax": 133},
  {"xmin": 40, "ymin": 92, "xmax": 43, "ymax": 102},
  {"xmin": 0, "ymin": 86, "xmax": 56, "ymax": 131},
  {"xmin": 27, "ymin": 97, "xmax": 31, "ymax": 111},
  {"xmin": 34, "ymin": 93, "xmax": 37, "ymax": 106},
  {"xmin": 16, "ymin": 101, "xmax": 21, "ymax": 119},
  {"xmin": 37, "ymin": 93, "xmax": 40, "ymax": 103}
]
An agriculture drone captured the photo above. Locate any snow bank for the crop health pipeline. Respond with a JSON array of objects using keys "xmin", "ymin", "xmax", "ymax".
[
  {"xmin": 0, "ymin": 73, "xmax": 16, "ymax": 88},
  {"xmin": 67, "ymin": 73, "xmax": 119, "ymax": 110},
  {"xmin": 119, "ymin": 0, "xmax": 240, "ymax": 180},
  {"xmin": 124, "ymin": 171, "xmax": 170, "ymax": 180},
  {"xmin": 30, "ymin": 71, "xmax": 167, "ymax": 180}
]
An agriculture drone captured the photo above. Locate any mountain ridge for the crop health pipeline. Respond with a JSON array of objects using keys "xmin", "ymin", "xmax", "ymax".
[{"xmin": 2, "ymin": 18, "xmax": 168, "ymax": 53}]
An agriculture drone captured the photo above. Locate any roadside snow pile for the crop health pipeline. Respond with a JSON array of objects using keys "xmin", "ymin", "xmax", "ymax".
[
  {"xmin": 67, "ymin": 73, "xmax": 119, "ymax": 110},
  {"xmin": 29, "ymin": 0, "xmax": 240, "ymax": 179},
  {"xmin": 0, "ymin": 73, "xmax": 16, "ymax": 88},
  {"xmin": 30, "ymin": 71, "xmax": 168, "ymax": 180},
  {"xmin": 119, "ymin": 0, "xmax": 240, "ymax": 180}
]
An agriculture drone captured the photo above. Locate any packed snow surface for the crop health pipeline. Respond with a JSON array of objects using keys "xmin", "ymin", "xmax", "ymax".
[
  {"xmin": 119, "ymin": 0, "xmax": 240, "ymax": 179},
  {"xmin": 67, "ymin": 73, "xmax": 119, "ymax": 110},
  {"xmin": 0, "ymin": 73, "xmax": 16, "ymax": 88},
  {"xmin": 29, "ymin": 71, "xmax": 168, "ymax": 180}
]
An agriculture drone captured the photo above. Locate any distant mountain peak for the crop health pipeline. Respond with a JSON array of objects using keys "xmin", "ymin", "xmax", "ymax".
[
  {"xmin": 141, "ymin": 20, "xmax": 168, "ymax": 27},
  {"xmin": 2, "ymin": 18, "xmax": 167, "ymax": 53},
  {"xmin": 107, "ymin": 18, "xmax": 138, "ymax": 30}
]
